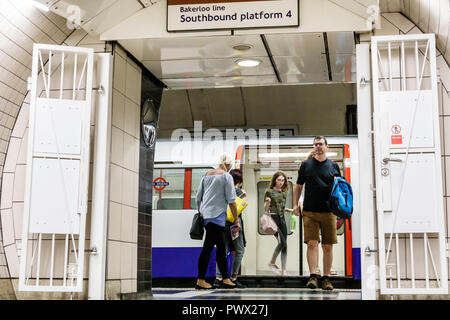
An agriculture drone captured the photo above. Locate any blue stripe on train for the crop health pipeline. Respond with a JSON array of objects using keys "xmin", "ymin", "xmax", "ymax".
[
  {"xmin": 352, "ymin": 248, "xmax": 361, "ymax": 280},
  {"xmin": 152, "ymin": 247, "xmax": 233, "ymax": 278}
]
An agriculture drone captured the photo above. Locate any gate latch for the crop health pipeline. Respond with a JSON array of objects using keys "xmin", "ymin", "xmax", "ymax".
[{"xmin": 365, "ymin": 246, "xmax": 391, "ymax": 255}]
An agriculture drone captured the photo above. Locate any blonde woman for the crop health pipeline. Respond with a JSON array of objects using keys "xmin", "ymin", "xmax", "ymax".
[
  {"xmin": 195, "ymin": 153, "xmax": 240, "ymax": 289},
  {"xmin": 264, "ymin": 171, "xmax": 293, "ymax": 276}
]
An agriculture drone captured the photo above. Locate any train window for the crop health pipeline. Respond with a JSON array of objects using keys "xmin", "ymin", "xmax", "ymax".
[
  {"xmin": 152, "ymin": 168, "xmax": 185, "ymax": 210},
  {"xmin": 190, "ymin": 167, "xmax": 213, "ymax": 208},
  {"xmin": 257, "ymin": 181, "xmax": 294, "ymax": 235}
]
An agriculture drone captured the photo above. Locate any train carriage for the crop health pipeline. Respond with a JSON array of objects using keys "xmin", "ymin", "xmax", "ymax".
[{"xmin": 151, "ymin": 136, "xmax": 360, "ymax": 282}]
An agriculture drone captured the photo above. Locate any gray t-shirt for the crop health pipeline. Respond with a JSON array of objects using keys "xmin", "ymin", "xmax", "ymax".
[{"xmin": 196, "ymin": 173, "xmax": 236, "ymax": 219}]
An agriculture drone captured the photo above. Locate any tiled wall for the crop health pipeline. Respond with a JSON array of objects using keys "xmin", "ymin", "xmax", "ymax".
[{"xmin": 105, "ymin": 44, "xmax": 141, "ymax": 297}]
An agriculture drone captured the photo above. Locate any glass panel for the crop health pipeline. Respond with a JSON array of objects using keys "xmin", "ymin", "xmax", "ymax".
[
  {"xmin": 152, "ymin": 168, "xmax": 185, "ymax": 210},
  {"xmin": 257, "ymin": 181, "xmax": 293, "ymax": 235},
  {"xmin": 190, "ymin": 167, "xmax": 213, "ymax": 209}
]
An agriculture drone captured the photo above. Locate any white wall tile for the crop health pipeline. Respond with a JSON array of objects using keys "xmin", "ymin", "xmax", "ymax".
[
  {"xmin": 382, "ymin": 13, "xmax": 415, "ymax": 33},
  {"xmin": 123, "ymin": 133, "xmax": 135, "ymax": 172},
  {"xmin": 12, "ymin": 201, "xmax": 23, "ymax": 240},
  {"xmin": 1, "ymin": 209, "xmax": 14, "ymax": 246},
  {"xmin": 125, "ymin": 62, "xmax": 139, "ymax": 105},
  {"xmin": 121, "ymin": 205, "xmax": 134, "ymax": 243},
  {"xmin": 124, "ymin": 98, "xmax": 137, "ymax": 138},
  {"xmin": 109, "ymin": 164, "xmax": 123, "ymax": 203},
  {"xmin": 13, "ymin": 164, "xmax": 26, "ymax": 202},
  {"xmin": 113, "ymin": 54, "xmax": 126, "ymax": 95},
  {"xmin": 120, "ymin": 242, "xmax": 132, "ymax": 279},
  {"xmin": 122, "ymin": 169, "xmax": 134, "ymax": 207},
  {"xmin": 443, "ymin": 89, "xmax": 450, "ymax": 116},
  {"xmin": 3, "ymin": 137, "xmax": 20, "ymax": 173},
  {"xmin": 112, "ymin": 89, "xmax": 125, "ymax": 131},
  {"xmin": 106, "ymin": 240, "xmax": 121, "ymax": 280},
  {"xmin": 437, "ymin": 55, "xmax": 450, "ymax": 92},
  {"xmin": 0, "ymin": 173, "xmax": 14, "ymax": 209},
  {"xmin": 11, "ymin": 103, "xmax": 29, "ymax": 139},
  {"xmin": 108, "ymin": 201, "xmax": 121, "ymax": 241},
  {"xmin": 4, "ymin": 244, "xmax": 19, "ymax": 277},
  {"xmin": 111, "ymin": 126, "xmax": 124, "ymax": 167}
]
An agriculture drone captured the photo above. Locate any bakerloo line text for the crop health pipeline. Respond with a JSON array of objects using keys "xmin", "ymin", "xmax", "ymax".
[{"xmin": 180, "ymin": 11, "xmax": 283, "ymax": 23}]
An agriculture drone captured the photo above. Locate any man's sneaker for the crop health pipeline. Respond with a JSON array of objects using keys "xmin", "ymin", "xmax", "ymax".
[
  {"xmin": 321, "ymin": 277, "xmax": 334, "ymax": 290},
  {"xmin": 306, "ymin": 276, "xmax": 318, "ymax": 289}
]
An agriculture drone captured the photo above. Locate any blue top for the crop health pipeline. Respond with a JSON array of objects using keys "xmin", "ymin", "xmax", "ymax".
[{"xmin": 196, "ymin": 173, "xmax": 236, "ymax": 227}]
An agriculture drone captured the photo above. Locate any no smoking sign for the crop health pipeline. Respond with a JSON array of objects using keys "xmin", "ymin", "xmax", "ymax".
[{"xmin": 391, "ymin": 124, "xmax": 401, "ymax": 134}]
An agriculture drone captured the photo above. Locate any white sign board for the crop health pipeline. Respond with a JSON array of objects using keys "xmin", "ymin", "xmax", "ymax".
[{"xmin": 167, "ymin": 0, "xmax": 299, "ymax": 32}]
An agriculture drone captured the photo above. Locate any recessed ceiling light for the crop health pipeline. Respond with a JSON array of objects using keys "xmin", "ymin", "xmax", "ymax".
[
  {"xmin": 232, "ymin": 44, "xmax": 253, "ymax": 51},
  {"xmin": 236, "ymin": 59, "xmax": 261, "ymax": 67}
]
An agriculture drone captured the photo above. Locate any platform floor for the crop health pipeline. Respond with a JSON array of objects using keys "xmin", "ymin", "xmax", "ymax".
[{"xmin": 152, "ymin": 288, "xmax": 362, "ymax": 300}]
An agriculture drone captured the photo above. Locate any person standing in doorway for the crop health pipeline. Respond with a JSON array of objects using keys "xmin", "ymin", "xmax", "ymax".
[
  {"xmin": 264, "ymin": 171, "xmax": 294, "ymax": 276},
  {"xmin": 195, "ymin": 153, "xmax": 240, "ymax": 289},
  {"xmin": 215, "ymin": 169, "xmax": 248, "ymax": 288},
  {"xmin": 293, "ymin": 136, "xmax": 341, "ymax": 290}
]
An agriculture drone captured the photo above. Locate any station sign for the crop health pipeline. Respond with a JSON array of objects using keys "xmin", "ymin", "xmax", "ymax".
[{"xmin": 167, "ymin": 0, "xmax": 299, "ymax": 32}]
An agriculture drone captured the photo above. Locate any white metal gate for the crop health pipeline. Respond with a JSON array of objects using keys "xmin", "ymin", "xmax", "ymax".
[
  {"xmin": 371, "ymin": 34, "xmax": 448, "ymax": 295},
  {"xmin": 19, "ymin": 44, "xmax": 94, "ymax": 292}
]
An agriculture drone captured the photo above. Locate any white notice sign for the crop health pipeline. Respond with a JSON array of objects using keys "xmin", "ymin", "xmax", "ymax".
[{"xmin": 167, "ymin": 0, "xmax": 299, "ymax": 32}]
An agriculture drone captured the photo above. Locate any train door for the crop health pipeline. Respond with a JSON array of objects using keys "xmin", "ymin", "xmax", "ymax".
[{"xmin": 240, "ymin": 144, "xmax": 349, "ymax": 277}]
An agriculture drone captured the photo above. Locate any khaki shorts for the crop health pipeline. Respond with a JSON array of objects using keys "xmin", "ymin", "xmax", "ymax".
[{"xmin": 302, "ymin": 211, "xmax": 337, "ymax": 245}]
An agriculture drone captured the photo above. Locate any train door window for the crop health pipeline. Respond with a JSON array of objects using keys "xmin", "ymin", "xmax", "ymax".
[
  {"xmin": 190, "ymin": 167, "xmax": 213, "ymax": 208},
  {"xmin": 152, "ymin": 168, "xmax": 185, "ymax": 210},
  {"xmin": 257, "ymin": 180, "xmax": 294, "ymax": 235}
]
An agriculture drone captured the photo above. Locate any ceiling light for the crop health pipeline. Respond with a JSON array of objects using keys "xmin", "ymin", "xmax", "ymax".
[
  {"xmin": 236, "ymin": 59, "xmax": 261, "ymax": 67},
  {"xmin": 259, "ymin": 152, "xmax": 338, "ymax": 158},
  {"xmin": 232, "ymin": 44, "xmax": 253, "ymax": 51},
  {"xmin": 22, "ymin": 0, "xmax": 49, "ymax": 12}
]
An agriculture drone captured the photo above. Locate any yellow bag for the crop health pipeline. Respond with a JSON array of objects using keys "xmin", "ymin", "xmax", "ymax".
[{"xmin": 227, "ymin": 196, "xmax": 248, "ymax": 223}]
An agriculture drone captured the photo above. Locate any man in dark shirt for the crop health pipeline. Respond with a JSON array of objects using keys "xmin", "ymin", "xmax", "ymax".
[{"xmin": 293, "ymin": 136, "xmax": 341, "ymax": 291}]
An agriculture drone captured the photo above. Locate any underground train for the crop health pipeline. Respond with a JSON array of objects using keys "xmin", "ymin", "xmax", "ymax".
[{"xmin": 151, "ymin": 136, "xmax": 360, "ymax": 280}]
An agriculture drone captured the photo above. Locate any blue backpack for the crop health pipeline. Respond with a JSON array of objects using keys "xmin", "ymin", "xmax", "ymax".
[{"xmin": 326, "ymin": 177, "xmax": 353, "ymax": 220}]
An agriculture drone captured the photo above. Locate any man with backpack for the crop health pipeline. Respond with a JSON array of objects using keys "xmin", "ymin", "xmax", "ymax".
[{"xmin": 292, "ymin": 136, "xmax": 341, "ymax": 291}]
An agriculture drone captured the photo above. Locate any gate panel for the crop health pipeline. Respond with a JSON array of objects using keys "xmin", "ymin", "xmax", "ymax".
[
  {"xmin": 19, "ymin": 44, "xmax": 93, "ymax": 292},
  {"xmin": 371, "ymin": 34, "xmax": 448, "ymax": 295}
]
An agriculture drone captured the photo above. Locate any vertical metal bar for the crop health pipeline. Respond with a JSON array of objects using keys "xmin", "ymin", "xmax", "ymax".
[
  {"xmin": 63, "ymin": 234, "xmax": 68, "ymax": 286},
  {"xmin": 415, "ymin": 41, "xmax": 420, "ymax": 90},
  {"xmin": 418, "ymin": 40, "xmax": 430, "ymax": 91},
  {"xmin": 424, "ymin": 233, "xmax": 429, "ymax": 288},
  {"xmin": 377, "ymin": 49, "xmax": 389, "ymax": 91},
  {"xmin": 426, "ymin": 237, "xmax": 441, "ymax": 288},
  {"xmin": 38, "ymin": 50, "xmax": 49, "ymax": 97},
  {"xmin": 395, "ymin": 234, "xmax": 401, "ymax": 288},
  {"xmin": 73, "ymin": 53, "xmax": 78, "ymax": 100},
  {"xmin": 77, "ymin": 56, "xmax": 88, "ymax": 93},
  {"xmin": 401, "ymin": 41, "xmax": 406, "ymax": 90},
  {"xmin": 36, "ymin": 233, "xmax": 42, "ymax": 286},
  {"xmin": 60, "ymin": 52, "xmax": 64, "ymax": 99},
  {"xmin": 388, "ymin": 42, "xmax": 392, "ymax": 91},
  {"xmin": 48, "ymin": 50, "xmax": 52, "ymax": 98},
  {"xmin": 50, "ymin": 234, "xmax": 55, "ymax": 286},
  {"xmin": 410, "ymin": 233, "xmax": 415, "ymax": 288}
]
